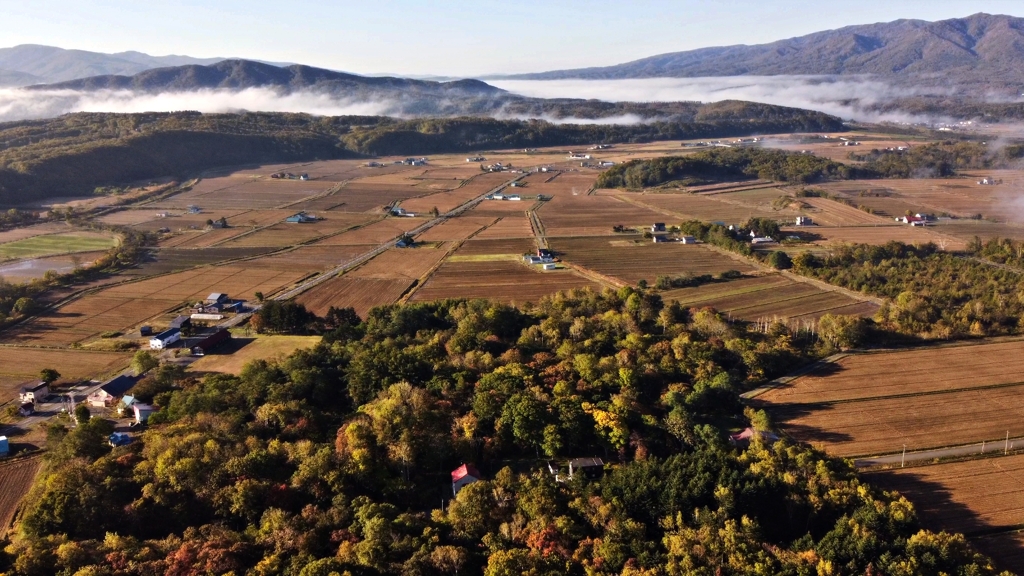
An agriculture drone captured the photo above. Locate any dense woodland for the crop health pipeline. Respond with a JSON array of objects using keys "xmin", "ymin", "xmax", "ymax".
[
  {"xmin": 0, "ymin": 106, "xmax": 844, "ymax": 205},
  {"xmin": 1, "ymin": 292, "xmax": 1004, "ymax": 576},
  {"xmin": 792, "ymin": 242, "xmax": 1024, "ymax": 338},
  {"xmin": 595, "ymin": 149, "xmax": 857, "ymax": 189}
]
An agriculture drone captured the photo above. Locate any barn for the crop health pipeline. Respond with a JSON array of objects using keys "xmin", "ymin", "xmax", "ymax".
[{"xmin": 149, "ymin": 328, "xmax": 181, "ymax": 350}]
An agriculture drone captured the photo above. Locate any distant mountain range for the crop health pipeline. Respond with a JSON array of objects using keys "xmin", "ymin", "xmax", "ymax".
[
  {"xmin": 504, "ymin": 13, "xmax": 1024, "ymax": 86},
  {"xmin": 0, "ymin": 44, "xmax": 290, "ymax": 86}
]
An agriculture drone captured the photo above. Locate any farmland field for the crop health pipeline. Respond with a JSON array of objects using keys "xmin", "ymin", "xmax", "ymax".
[
  {"xmin": 973, "ymin": 532, "xmax": 1024, "ymax": 575},
  {"xmin": 315, "ymin": 217, "xmax": 425, "ymax": 245},
  {"xmin": 0, "ymin": 457, "xmax": 42, "ymax": 539},
  {"xmin": 410, "ymin": 260, "xmax": 600, "ymax": 304},
  {"xmin": 0, "ymin": 222, "xmax": 75, "ymax": 244},
  {"xmin": 189, "ymin": 335, "xmax": 321, "ymax": 375},
  {"xmin": 661, "ymin": 274, "xmax": 877, "ymax": 321},
  {"xmin": 398, "ymin": 172, "xmax": 511, "ymax": 213},
  {"xmin": 325, "ymin": 183, "xmax": 429, "ymax": 213},
  {"xmin": 472, "ymin": 215, "xmax": 534, "ymax": 239},
  {"xmin": 0, "ymin": 232, "xmax": 118, "ymax": 261},
  {"xmin": 415, "ymin": 216, "xmax": 495, "ymax": 242},
  {"xmin": 865, "ymin": 454, "xmax": 1024, "ymax": 535},
  {"xmin": 626, "ymin": 193, "xmax": 789, "ymax": 224},
  {"xmin": 0, "ymin": 347, "xmax": 131, "ymax": 403},
  {"xmin": 220, "ymin": 213, "xmax": 379, "ymax": 247},
  {"xmin": 538, "ymin": 195, "xmax": 667, "ymax": 237},
  {"xmin": 785, "ymin": 224, "xmax": 967, "ymax": 249},
  {"xmin": 0, "ymin": 251, "xmax": 107, "ymax": 281},
  {"xmin": 551, "ymin": 236, "xmax": 757, "ymax": 284},
  {"xmin": 1, "ymin": 265, "xmax": 308, "ymax": 346},
  {"xmin": 296, "ymin": 245, "xmax": 450, "ymax": 315},
  {"xmin": 457, "ymin": 237, "xmax": 537, "ymax": 256},
  {"xmin": 770, "ymin": 384, "xmax": 1024, "ymax": 457},
  {"xmin": 759, "ymin": 340, "xmax": 1024, "ymax": 405},
  {"xmin": 297, "ymin": 277, "xmax": 414, "ymax": 317}
]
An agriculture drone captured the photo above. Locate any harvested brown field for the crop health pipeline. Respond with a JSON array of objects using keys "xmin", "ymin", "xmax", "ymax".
[
  {"xmin": 97, "ymin": 209, "xmax": 167, "ymax": 226},
  {"xmin": 315, "ymin": 217, "xmax": 425, "ymax": 246},
  {"xmin": 221, "ymin": 214, "xmax": 379, "ymax": 248},
  {"xmin": 2, "ymin": 265, "xmax": 308, "ymax": 346},
  {"xmin": 133, "ymin": 209, "xmax": 250, "ymax": 232},
  {"xmin": 297, "ymin": 277, "xmax": 413, "ymax": 317},
  {"xmin": 254, "ymin": 245, "xmax": 374, "ymax": 272},
  {"xmin": 326, "ymin": 183, "xmax": 426, "ymax": 213},
  {"xmin": 865, "ymin": 454, "xmax": 1024, "ymax": 535},
  {"xmin": 118, "ymin": 247, "xmax": 277, "ymax": 277},
  {"xmin": 933, "ymin": 220, "xmax": 1024, "ymax": 242},
  {"xmin": 771, "ymin": 384, "xmax": 1024, "ymax": 457},
  {"xmin": 473, "ymin": 216, "xmax": 534, "ymax": 239},
  {"xmin": 539, "ymin": 195, "xmax": 667, "ymax": 237},
  {"xmin": 157, "ymin": 176, "xmax": 335, "ymax": 210},
  {"xmin": 627, "ymin": 193, "xmax": 788, "ymax": 225},
  {"xmin": 410, "ymin": 260, "xmax": 600, "ymax": 304},
  {"xmin": 0, "ymin": 457, "xmax": 43, "ymax": 539},
  {"xmin": 821, "ymin": 173, "xmax": 1024, "ymax": 224},
  {"xmin": 797, "ymin": 197, "xmax": 892, "ymax": 226},
  {"xmin": 296, "ymin": 245, "xmax": 449, "ymax": 316},
  {"xmin": 760, "ymin": 340, "xmax": 1024, "ymax": 405},
  {"xmin": 399, "ymin": 172, "xmax": 511, "ymax": 214},
  {"xmin": 786, "ymin": 224, "xmax": 967, "ymax": 250},
  {"xmin": 661, "ymin": 274, "xmax": 876, "ymax": 322},
  {"xmin": 458, "ymin": 238, "xmax": 537, "ymax": 256},
  {"xmin": 415, "ymin": 216, "xmax": 494, "ymax": 242},
  {"xmin": 469, "ymin": 200, "xmax": 533, "ymax": 218},
  {"xmin": 525, "ymin": 172, "xmax": 599, "ymax": 197},
  {"xmin": 551, "ymin": 236, "xmax": 756, "ymax": 284},
  {"xmin": 0, "ymin": 347, "xmax": 130, "ymax": 403}
]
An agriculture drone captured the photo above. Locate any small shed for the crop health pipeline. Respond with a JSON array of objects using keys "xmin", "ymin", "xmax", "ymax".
[
  {"xmin": 19, "ymin": 382, "xmax": 49, "ymax": 404},
  {"xmin": 206, "ymin": 293, "xmax": 229, "ymax": 305},
  {"xmin": 0, "ymin": 436, "xmax": 8, "ymax": 458},
  {"xmin": 728, "ymin": 427, "xmax": 780, "ymax": 447},
  {"xmin": 542, "ymin": 263, "xmax": 557, "ymax": 270},
  {"xmin": 795, "ymin": 216, "xmax": 813, "ymax": 226},
  {"xmin": 18, "ymin": 403, "xmax": 34, "ymax": 417},
  {"xmin": 133, "ymin": 404, "xmax": 155, "ymax": 424},
  {"xmin": 169, "ymin": 315, "xmax": 191, "ymax": 330},
  {"xmin": 680, "ymin": 236, "xmax": 698, "ymax": 244},
  {"xmin": 652, "ymin": 223, "xmax": 667, "ymax": 233},
  {"xmin": 451, "ymin": 463, "xmax": 481, "ymax": 496},
  {"xmin": 109, "ymin": 432, "xmax": 132, "ymax": 447},
  {"xmin": 140, "ymin": 325, "xmax": 153, "ymax": 336}
]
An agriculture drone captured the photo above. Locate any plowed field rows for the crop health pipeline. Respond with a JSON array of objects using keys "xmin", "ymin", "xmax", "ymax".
[
  {"xmin": 410, "ymin": 260, "xmax": 599, "ymax": 304},
  {"xmin": 297, "ymin": 277, "xmax": 413, "ymax": 317},
  {"xmin": 539, "ymin": 195, "xmax": 670, "ymax": 237},
  {"xmin": 222, "ymin": 214, "xmax": 378, "ymax": 247},
  {"xmin": 865, "ymin": 454, "xmax": 1024, "ymax": 535},
  {"xmin": 458, "ymin": 238, "xmax": 536, "ymax": 256},
  {"xmin": 398, "ymin": 172, "xmax": 511, "ymax": 214},
  {"xmin": 628, "ymin": 193, "xmax": 785, "ymax": 224},
  {"xmin": 158, "ymin": 178, "xmax": 334, "ymax": 210},
  {"xmin": 315, "ymin": 218, "xmax": 425, "ymax": 245},
  {"xmin": 799, "ymin": 197, "xmax": 897, "ymax": 226},
  {"xmin": 473, "ymin": 216, "xmax": 534, "ymax": 239},
  {"xmin": 416, "ymin": 217, "xmax": 494, "ymax": 242},
  {"xmin": 326, "ymin": 183, "xmax": 426, "ymax": 213},
  {"xmin": 973, "ymin": 532, "xmax": 1024, "ymax": 575},
  {"xmin": 551, "ymin": 236, "xmax": 756, "ymax": 284},
  {"xmin": 0, "ymin": 457, "xmax": 42, "ymax": 539},
  {"xmin": 772, "ymin": 384, "xmax": 1024, "ymax": 457},
  {"xmin": 760, "ymin": 340, "xmax": 1024, "ymax": 405}
]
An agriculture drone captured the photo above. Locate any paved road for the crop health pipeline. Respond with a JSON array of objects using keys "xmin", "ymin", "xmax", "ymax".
[{"xmin": 855, "ymin": 436, "xmax": 1024, "ymax": 468}]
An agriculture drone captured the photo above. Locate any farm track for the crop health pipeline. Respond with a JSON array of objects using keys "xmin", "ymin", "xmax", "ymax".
[{"xmin": 274, "ymin": 174, "xmax": 524, "ymax": 302}]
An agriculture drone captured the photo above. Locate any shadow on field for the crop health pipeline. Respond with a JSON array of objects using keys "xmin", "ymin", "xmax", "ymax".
[
  {"xmin": 203, "ymin": 337, "xmax": 256, "ymax": 356},
  {"xmin": 768, "ymin": 403, "xmax": 855, "ymax": 445},
  {"xmin": 862, "ymin": 466, "xmax": 1024, "ymax": 572}
]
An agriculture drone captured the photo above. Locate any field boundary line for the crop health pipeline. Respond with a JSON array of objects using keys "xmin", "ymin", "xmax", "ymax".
[
  {"xmin": 564, "ymin": 263, "xmax": 626, "ymax": 290},
  {"xmin": 397, "ymin": 240, "xmax": 470, "ymax": 305}
]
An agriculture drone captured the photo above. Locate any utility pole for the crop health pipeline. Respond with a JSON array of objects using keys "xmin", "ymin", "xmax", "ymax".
[
  {"xmin": 901, "ymin": 444, "xmax": 906, "ymax": 468},
  {"xmin": 1006, "ymin": 431, "xmax": 1010, "ymax": 455}
]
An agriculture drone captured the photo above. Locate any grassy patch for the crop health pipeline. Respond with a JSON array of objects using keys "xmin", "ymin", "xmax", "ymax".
[{"xmin": 0, "ymin": 232, "xmax": 118, "ymax": 261}]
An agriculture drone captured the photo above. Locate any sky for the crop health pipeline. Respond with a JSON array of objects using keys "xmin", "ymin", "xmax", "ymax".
[{"xmin": 4, "ymin": 0, "xmax": 1024, "ymax": 77}]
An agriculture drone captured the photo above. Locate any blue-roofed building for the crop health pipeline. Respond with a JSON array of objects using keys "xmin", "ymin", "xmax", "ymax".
[
  {"xmin": 88, "ymin": 375, "xmax": 138, "ymax": 408},
  {"xmin": 109, "ymin": 432, "xmax": 132, "ymax": 447}
]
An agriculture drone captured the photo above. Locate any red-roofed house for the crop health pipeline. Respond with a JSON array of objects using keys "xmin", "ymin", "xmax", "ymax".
[{"xmin": 451, "ymin": 463, "xmax": 481, "ymax": 496}]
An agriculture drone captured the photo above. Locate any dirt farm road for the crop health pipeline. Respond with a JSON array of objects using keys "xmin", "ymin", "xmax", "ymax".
[{"xmin": 855, "ymin": 435, "xmax": 1024, "ymax": 468}]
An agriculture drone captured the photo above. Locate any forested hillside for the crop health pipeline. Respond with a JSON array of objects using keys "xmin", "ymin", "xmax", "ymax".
[
  {"xmin": 0, "ymin": 292, "xmax": 1003, "ymax": 575},
  {"xmin": 0, "ymin": 105, "xmax": 844, "ymax": 205}
]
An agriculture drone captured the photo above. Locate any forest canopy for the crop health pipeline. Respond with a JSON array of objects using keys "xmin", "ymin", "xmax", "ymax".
[{"xmin": 0, "ymin": 291, "xmax": 1005, "ymax": 575}]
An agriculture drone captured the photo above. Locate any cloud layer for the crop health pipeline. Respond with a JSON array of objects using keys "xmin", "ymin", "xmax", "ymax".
[{"xmin": 490, "ymin": 76, "xmax": 949, "ymax": 123}]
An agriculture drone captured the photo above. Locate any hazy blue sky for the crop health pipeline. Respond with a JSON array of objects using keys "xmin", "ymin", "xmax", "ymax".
[{"xmin": 5, "ymin": 1, "xmax": 1024, "ymax": 76}]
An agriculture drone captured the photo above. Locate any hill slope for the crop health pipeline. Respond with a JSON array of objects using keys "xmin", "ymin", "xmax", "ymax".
[{"xmin": 508, "ymin": 13, "xmax": 1024, "ymax": 83}]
